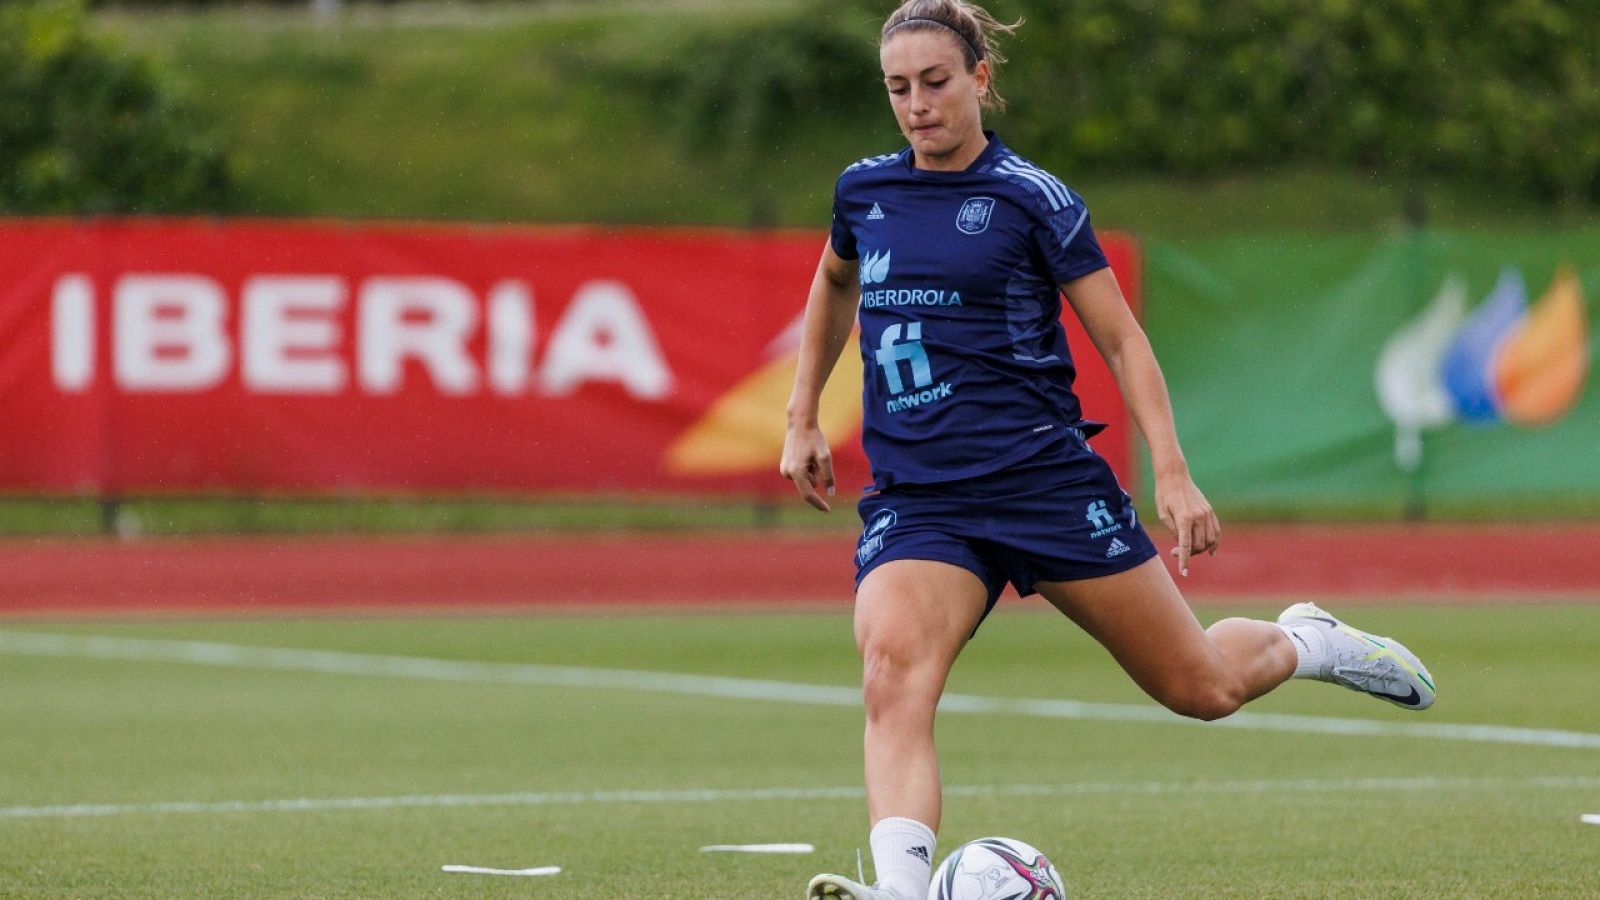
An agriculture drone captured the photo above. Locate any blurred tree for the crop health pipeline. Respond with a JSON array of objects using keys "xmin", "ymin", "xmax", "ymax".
[
  {"xmin": 672, "ymin": 0, "xmax": 1600, "ymax": 204},
  {"xmin": 0, "ymin": 0, "xmax": 233, "ymax": 213},
  {"xmin": 649, "ymin": 5, "xmax": 880, "ymax": 157}
]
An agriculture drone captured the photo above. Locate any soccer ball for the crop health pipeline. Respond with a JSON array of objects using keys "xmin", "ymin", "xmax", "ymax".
[{"xmin": 928, "ymin": 836, "xmax": 1066, "ymax": 900}]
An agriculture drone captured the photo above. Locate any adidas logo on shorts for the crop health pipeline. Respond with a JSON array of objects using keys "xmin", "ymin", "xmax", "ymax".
[
  {"xmin": 1106, "ymin": 537, "xmax": 1130, "ymax": 558},
  {"xmin": 867, "ymin": 202, "xmax": 885, "ymax": 220}
]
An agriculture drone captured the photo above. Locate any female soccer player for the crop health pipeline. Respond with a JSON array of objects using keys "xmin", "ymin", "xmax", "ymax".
[{"xmin": 779, "ymin": 3, "xmax": 1437, "ymax": 899}]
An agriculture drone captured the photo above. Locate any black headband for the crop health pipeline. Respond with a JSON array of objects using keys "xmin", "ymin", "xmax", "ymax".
[{"xmin": 885, "ymin": 16, "xmax": 984, "ymax": 61}]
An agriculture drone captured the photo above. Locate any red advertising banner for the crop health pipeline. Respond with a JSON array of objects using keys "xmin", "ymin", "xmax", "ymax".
[{"xmin": 0, "ymin": 218, "xmax": 1139, "ymax": 498}]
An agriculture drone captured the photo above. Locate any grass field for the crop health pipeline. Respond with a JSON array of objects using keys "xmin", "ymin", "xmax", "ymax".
[{"xmin": 3, "ymin": 603, "xmax": 1598, "ymax": 898}]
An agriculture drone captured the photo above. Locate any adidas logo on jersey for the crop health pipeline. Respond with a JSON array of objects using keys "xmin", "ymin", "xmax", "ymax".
[
  {"xmin": 867, "ymin": 202, "xmax": 885, "ymax": 220},
  {"xmin": 1106, "ymin": 537, "xmax": 1130, "ymax": 558}
]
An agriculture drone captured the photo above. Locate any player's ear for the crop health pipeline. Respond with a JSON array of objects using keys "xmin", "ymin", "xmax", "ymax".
[{"xmin": 973, "ymin": 59, "xmax": 991, "ymax": 98}]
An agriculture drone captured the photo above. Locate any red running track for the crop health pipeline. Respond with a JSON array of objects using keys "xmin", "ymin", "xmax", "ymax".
[{"xmin": 0, "ymin": 525, "xmax": 1596, "ymax": 616}]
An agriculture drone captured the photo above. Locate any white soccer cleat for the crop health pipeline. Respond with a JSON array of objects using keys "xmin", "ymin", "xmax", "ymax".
[
  {"xmin": 1277, "ymin": 601, "xmax": 1436, "ymax": 710},
  {"xmin": 807, "ymin": 874, "xmax": 901, "ymax": 900}
]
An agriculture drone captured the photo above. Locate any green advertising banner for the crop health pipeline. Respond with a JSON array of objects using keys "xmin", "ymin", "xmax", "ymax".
[{"xmin": 1143, "ymin": 229, "xmax": 1600, "ymax": 519}]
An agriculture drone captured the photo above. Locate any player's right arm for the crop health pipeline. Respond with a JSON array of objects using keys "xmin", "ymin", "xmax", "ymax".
[{"xmin": 780, "ymin": 241, "xmax": 860, "ymax": 512}]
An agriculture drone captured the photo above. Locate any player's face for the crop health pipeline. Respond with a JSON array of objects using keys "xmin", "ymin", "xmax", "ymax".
[{"xmin": 880, "ymin": 30, "xmax": 990, "ymax": 169}]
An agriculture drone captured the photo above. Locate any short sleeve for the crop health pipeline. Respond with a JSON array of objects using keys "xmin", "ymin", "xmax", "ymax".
[
  {"xmin": 829, "ymin": 179, "xmax": 858, "ymax": 261},
  {"xmin": 1032, "ymin": 199, "xmax": 1107, "ymax": 285}
]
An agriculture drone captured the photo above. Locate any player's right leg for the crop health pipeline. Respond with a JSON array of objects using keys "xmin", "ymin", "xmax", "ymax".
[
  {"xmin": 807, "ymin": 559, "xmax": 988, "ymax": 900},
  {"xmin": 855, "ymin": 559, "xmax": 987, "ymax": 828}
]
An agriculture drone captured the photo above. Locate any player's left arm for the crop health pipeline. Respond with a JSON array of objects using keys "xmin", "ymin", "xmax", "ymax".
[{"xmin": 1061, "ymin": 266, "xmax": 1219, "ymax": 574}]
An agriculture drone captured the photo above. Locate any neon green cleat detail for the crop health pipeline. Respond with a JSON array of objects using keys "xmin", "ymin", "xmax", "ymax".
[
  {"xmin": 807, "ymin": 874, "xmax": 903, "ymax": 900},
  {"xmin": 1278, "ymin": 602, "xmax": 1436, "ymax": 710}
]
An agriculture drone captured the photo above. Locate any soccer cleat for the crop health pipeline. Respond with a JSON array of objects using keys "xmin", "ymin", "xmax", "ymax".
[
  {"xmin": 1277, "ymin": 602, "xmax": 1436, "ymax": 710},
  {"xmin": 807, "ymin": 874, "xmax": 901, "ymax": 900}
]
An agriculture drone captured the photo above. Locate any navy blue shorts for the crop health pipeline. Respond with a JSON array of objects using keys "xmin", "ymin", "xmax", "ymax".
[{"xmin": 853, "ymin": 432, "xmax": 1158, "ymax": 616}]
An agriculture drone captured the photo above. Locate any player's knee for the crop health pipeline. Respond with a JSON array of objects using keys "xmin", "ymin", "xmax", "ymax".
[
  {"xmin": 859, "ymin": 637, "xmax": 940, "ymax": 721},
  {"xmin": 1155, "ymin": 680, "xmax": 1242, "ymax": 722}
]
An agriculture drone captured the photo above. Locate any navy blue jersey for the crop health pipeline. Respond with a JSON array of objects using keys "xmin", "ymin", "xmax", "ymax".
[{"xmin": 830, "ymin": 133, "xmax": 1110, "ymax": 488}]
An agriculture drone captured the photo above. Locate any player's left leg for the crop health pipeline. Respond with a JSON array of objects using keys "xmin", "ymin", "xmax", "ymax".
[
  {"xmin": 1276, "ymin": 601, "xmax": 1436, "ymax": 709},
  {"xmin": 1035, "ymin": 557, "xmax": 1436, "ymax": 716},
  {"xmin": 1034, "ymin": 557, "xmax": 1295, "ymax": 720}
]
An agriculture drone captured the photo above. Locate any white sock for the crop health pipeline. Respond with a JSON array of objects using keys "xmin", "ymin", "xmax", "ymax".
[
  {"xmin": 869, "ymin": 816, "xmax": 936, "ymax": 900},
  {"xmin": 1277, "ymin": 622, "xmax": 1330, "ymax": 679}
]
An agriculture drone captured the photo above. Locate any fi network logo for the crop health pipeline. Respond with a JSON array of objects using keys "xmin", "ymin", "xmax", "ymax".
[
  {"xmin": 1085, "ymin": 499, "xmax": 1114, "ymax": 530},
  {"xmin": 859, "ymin": 249, "xmax": 891, "ymax": 286},
  {"xmin": 876, "ymin": 322, "xmax": 931, "ymax": 394},
  {"xmin": 1086, "ymin": 499, "xmax": 1126, "ymax": 539}
]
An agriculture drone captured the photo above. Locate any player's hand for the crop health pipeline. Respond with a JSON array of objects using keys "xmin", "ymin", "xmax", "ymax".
[
  {"xmin": 1154, "ymin": 472, "xmax": 1219, "ymax": 577},
  {"xmin": 779, "ymin": 423, "xmax": 836, "ymax": 512}
]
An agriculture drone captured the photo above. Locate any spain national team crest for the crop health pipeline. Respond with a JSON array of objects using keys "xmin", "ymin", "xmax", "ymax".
[{"xmin": 956, "ymin": 196, "xmax": 995, "ymax": 235}]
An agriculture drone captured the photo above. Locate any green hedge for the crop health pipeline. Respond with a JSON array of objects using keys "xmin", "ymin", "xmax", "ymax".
[
  {"xmin": 637, "ymin": 12, "xmax": 883, "ymax": 161},
  {"xmin": 82, "ymin": 0, "xmax": 543, "ymax": 5},
  {"xmin": 683, "ymin": 0, "xmax": 1600, "ymax": 203},
  {"xmin": 1014, "ymin": 0, "xmax": 1599, "ymax": 201},
  {"xmin": 0, "ymin": 0, "xmax": 232, "ymax": 213}
]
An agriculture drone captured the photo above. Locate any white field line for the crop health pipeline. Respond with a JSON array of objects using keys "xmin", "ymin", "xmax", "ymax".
[
  {"xmin": 441, "ymin": 865, "xmax": 559, "ymax": 876},
  {"xmin": 3, "ymin": 630, "xmax": 1599, "ymax": 751},
  {"xmin": 4, "ymin": 776, "xmax": 1599, "ymax": 821}
]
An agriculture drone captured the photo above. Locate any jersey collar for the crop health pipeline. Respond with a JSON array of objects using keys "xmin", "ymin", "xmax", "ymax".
[{"xmin": 903, "ymin": 130, "xmax": 1006, "ymax": 180}]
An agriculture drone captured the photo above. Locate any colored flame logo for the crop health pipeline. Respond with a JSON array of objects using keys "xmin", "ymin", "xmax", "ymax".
[
  {"xmin": 1377, "ymin": 265, "xmax": 1588, "ymax": 472},
  {"xmin": 663, "ymin": 313, "xmax": 863, "ymax": 476},
  {"xmin": 860, "ymin": 249, "xmax": 892, "ymax": 286}
]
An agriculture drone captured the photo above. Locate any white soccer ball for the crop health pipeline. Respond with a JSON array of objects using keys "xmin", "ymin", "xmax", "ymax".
[{"xmin": 929, "ymin": 836, "xmax": 1066, "ymax": 900}]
